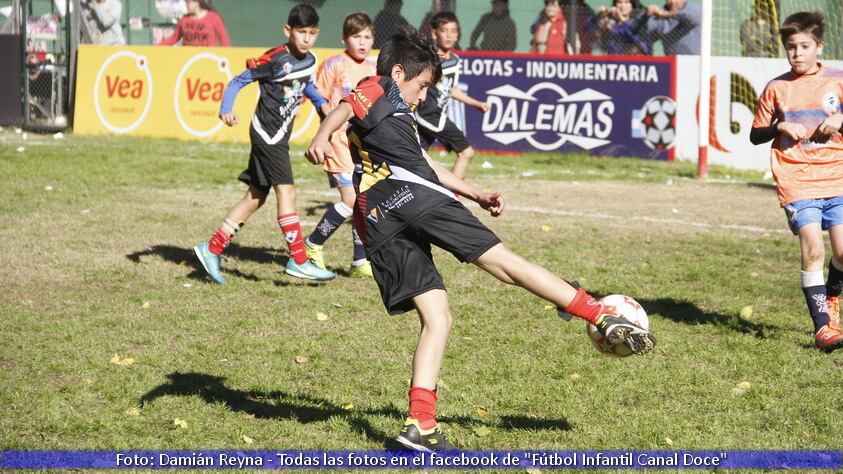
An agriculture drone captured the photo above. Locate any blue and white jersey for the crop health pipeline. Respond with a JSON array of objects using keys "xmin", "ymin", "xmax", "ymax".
[
  {"xmin": 219, "ymin": 44, "xmax": 326, "ymax": 145},
  {"xmin": 415, "ymin": 53, "xmax": 460, "ymax": 132}
]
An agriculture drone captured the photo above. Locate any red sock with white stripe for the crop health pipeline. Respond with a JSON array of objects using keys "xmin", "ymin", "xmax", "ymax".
[
  {"xmin": 208, "ymin": 218, "xmax": 243, "ymax": 256},
  {"xmin": 278, "ymin": 213, "xmax": 307, "ymax": 264},
  {"xmin": 408, "ymin": 387, "xmax": 438, "ymax": 431}
]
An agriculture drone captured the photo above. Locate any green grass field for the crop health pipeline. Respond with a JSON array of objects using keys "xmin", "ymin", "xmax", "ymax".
[{"xmin": 1, "ymin": 130, "xmax": 841, "ymax": 471}]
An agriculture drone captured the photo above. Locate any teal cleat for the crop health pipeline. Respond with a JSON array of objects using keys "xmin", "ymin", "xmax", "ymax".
[
  {"xmin": 193, "ymin": 242, "xmax": 225, "ymax": 285},
  {"xmin": 285, "ymin": 259, "xmax": 336, "ymax": 281}
]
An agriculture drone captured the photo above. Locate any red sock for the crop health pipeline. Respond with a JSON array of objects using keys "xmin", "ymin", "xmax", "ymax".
[
  {"xmin": 208, "ymin": 228, "xmax": 231, "ymax": 256},
  {"xmin": 408, "ymin": 387, "xmax": 437, "ymax": 430},
  {"xmin": 564, "ymin": 288, "xmax": 603, "ymax": 324},
  {"xmin": 278, "ymin": 213, "xmax": 307, "ymax": 264}
]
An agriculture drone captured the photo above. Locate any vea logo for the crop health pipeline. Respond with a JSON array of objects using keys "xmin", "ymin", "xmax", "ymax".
[
  {"xmin": 482, "ymin": 83, "xmax": 614, "ymax": 151},
  {"xmin": 174, "ymin": 53, "xmax": 232, "ymax": 137},
  {"xmin": 94, "ymin": 51, "xmax": 153, "ymax": 133}
]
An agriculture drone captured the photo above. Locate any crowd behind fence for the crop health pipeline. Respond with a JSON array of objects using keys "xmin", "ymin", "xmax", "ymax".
[
  {"xmin": 3, "ymin": 0, "xmax": 840, "ymax": 58},
  {"xmin": 0, "ymin": 0, "xmax": 840, "ymax": 130}
]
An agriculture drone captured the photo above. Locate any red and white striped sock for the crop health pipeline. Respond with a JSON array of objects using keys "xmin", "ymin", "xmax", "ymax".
[{"xmin": 278, "ymin": 213, "xmax": 307, "ymax": 265}]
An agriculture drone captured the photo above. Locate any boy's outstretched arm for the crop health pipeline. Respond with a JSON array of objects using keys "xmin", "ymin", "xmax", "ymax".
[
  {"xmin": 423, "ymin": 149, "xmax": 504, "ymax": 216},
  {"xmin": 218, "ymin": 69, "xmax": 256, "ymax": 126},
  {"xmin": 451, "ymin": 87, "xmax": 489, "ymax": 112},
  {"xmin": 306, "ymin": 102, "xmax": 354, "ymax": 164}
]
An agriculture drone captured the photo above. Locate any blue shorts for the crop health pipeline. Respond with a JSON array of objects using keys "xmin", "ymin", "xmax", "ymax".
[
  {"xmin": 784, "ymin": 196, "xmax": 843, "ymax": 235},
  {"xmin": 326, "ymin": 171, "xmax": 354, "ymax": 189}
]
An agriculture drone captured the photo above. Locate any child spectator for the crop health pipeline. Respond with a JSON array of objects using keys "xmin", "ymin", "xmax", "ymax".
[
  {"xmin": 158, "ymin": 0, "xmax": 230, "ymax": 47},
  {"xmin": 304, "ymin": 12, "xmax": 377, "ymax": 277},
  {"xmin": 531, "ymin": 0, "xmax": 569, "ymax": 54},
  {"xmin": 193, "ymin": 4, "xmax": 335, "ymax": 284},
  {"xmin": 750, "ymin": 11, "xmax": 843, "ymax": 351},
  {"xmin": 307, "ymin": 27, "xmax": 656, "ymax": 451},
  {"xmin": 417, "ymin": 11, "xmax": 488, "ymax": 180}
]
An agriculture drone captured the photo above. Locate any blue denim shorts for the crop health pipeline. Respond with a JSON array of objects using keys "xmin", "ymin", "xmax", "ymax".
[{"xmin": 784, "ymin": 195, "xmax": 843, "ymax": 235}]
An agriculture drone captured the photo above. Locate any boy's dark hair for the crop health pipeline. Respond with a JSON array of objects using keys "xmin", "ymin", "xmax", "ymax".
[
  {"xmin": 287, "ymin": 4, "xmax": 319, "ymax": 28},
  {"xmin": 430, "ymin": 11, "xmax": 459, "ymax": 30},
  {"xmin": 780, "ymin": 11, "xmax": 825, "ymax": 44},
  {"xmin": 376, "ymin": 27, "xmax": 442, "ymax": 84},
  {"xmin": 343, "ymin": 12, "xmax": 373, "ymax": 38}
]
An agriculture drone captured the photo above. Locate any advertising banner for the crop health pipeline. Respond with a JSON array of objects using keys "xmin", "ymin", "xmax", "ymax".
[
  {"xmin": 453, "ymin": 52, "xmax": 676, "ymax": 159},
  {"xmin": 75, "ymin": 46, "xmax": 676, "ymax": 159},
  {"xmin": 73, "ymin": 45, "xmax": 344, "ymax": 145}
]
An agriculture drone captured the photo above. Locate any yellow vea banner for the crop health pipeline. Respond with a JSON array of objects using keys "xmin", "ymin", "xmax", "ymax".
[{"xmin": 74, "ymin": 45, "xmax": 346, "ymax": 144}]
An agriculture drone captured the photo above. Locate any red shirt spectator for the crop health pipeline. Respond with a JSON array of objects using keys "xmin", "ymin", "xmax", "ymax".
[
  {"xmin": 158, "ymin": 0, "xmax": 230, "ymax": 47},
  {"xmin": 531, "ymin": 0, "xmax": 568, "ymax": 54}
]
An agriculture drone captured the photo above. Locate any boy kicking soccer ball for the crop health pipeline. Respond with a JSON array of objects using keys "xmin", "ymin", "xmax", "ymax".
[
  {"xmin": 307, "ymin": 28, "xmax": 655, "ymax": 451},
  {"xmin": 193, "ymin": 4, "xmax": 335, "ymax": 284},
  {"xmin": 750, "ymin": 11, "xmax": 843, "ymax": 352}
]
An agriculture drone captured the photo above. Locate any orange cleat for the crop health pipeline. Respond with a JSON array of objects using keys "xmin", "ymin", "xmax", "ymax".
[
  {"xmin": 827, "ymin": 295, "xmax": 840, "ymax": 325},
  {"xmin": 815, "ymin": 320, "xmax": 843, "ymax": 352}
]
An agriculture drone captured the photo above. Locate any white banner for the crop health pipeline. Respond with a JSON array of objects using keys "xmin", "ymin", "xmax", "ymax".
[{"xmin": 675, "ymin": 56, "xmax": 843, "ymax": 171}]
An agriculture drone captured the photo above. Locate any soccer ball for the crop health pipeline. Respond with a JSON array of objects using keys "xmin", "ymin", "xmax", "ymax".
[
  {"xmin": 586, "ymin": 294, "xmax": 649, "ymax": 357},
  {"xmin": 640, "ymin": 96, "xmax": 676, "ymax": 150}
]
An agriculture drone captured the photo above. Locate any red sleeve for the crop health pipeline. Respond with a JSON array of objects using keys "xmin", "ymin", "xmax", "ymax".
[
  {"xmin": 158, "ymin": 18, "xmax": 183, "ymax": 45},
  {"xmin": 342, "ymin": 76, "xmax": 385, "ymax": 121},
  {"xmin": 211, "ymin": 12, "xmax": 230, "ymax": 47}
]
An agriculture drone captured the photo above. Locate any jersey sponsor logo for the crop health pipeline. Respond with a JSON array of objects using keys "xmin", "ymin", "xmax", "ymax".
[
  {"xmin": 94, "ymin": 50, "xmax": 153, "ymax": 133},
  {"xmin": 482, "ymin": 82, "xmax": 614, "ymax": 151},
  {"xmin": 174, "ymin": 53, "xmax": 232, "ymax": 138},
  {"xmin": 822, "ymin": 91, "xmax": 841, "ymax": 116}
]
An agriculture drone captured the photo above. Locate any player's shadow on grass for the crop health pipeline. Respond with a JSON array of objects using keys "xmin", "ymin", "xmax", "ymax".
[
  {"xmin": 139, "ymin": 372, "xmax": 571, "ymax": 448},
  {"xmin": 126, "ymin": 244, "xmax": 323, "ymax": 285},
  {"xmin": 635, "ymin": 297, "xmax": 775, "ymax": 338}
]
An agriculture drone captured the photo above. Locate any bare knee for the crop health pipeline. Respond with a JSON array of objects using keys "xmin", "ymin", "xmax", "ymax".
[
  {"xmin": 803, "ymin": 242, "xmax": 826, "ymax": 269},
  {"xmin": 459, "ymin": 147, "xmax": 475, "ymax": 161}
]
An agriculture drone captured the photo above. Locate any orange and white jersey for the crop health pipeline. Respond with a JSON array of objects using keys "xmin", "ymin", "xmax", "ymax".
[
  {"xmin": 753, "ymin": 63, "xmax": 843, "ymax": 205},
  {"xmin": 316, "ymin": 52, "xmax": 376, "ymax": 173}
]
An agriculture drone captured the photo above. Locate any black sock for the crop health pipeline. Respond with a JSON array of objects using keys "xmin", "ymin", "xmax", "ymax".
[
  {"xmin": 826, "ymin": 259, "xmax": 843, "ymax": 298},
  {"xmin": 803, "ymin": 285, "xmax": 829, "ymax": 333}
]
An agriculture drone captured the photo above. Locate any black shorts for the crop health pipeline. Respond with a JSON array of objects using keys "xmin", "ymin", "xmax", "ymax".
[
  {"xmin": 368, "ymin": 200, "xmax": 501, "ymax": 315},
  {"xmin": 238, "ymin": 134, "xmax": 293, "ymax": 195},
  {"xmin": 418, "ymin": 117, "xmax": 470, "ymax": 153}
]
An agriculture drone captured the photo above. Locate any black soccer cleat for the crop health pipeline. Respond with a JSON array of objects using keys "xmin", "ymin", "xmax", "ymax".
[
  {"xmin": 593, "ymin": 313, "xmax": 656, "ymax": 355},
  {"xmin": 396, "ymin": 418, "xmax": 456, "ymax": 452}
]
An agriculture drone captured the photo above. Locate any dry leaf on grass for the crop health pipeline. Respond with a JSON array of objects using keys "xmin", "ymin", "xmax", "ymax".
[
  {"xmin": 242, "ymin": 435, "xmax": 254, "ymax": 444},
  {"xmin": 110, "ymin": 354, "xmax": 135, "ymax": 366},
  {"xmin": 125, "ymin": 407, "xmax": 141, "ymax": 416},
  {"xmin": 294, "ymin": 355, "xmax": 310, "ymax": 364},
  {"xmin": 173, "ymin": 418, "xmax": 188, "ymax": 429},
  {"xmin": 316, "ymin": 312, "xmax": 328, "ymax": 321},
  {"xmin": 473, "ymin": 426, "xmax": 491, "ymax": 437}
]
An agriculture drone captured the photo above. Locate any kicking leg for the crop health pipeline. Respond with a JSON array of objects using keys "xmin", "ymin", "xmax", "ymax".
[{"xmin": 474, "ymin": 243, "xmax": 655, "ymax": 354}]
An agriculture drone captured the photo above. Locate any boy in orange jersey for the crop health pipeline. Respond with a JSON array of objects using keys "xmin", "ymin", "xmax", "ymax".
[
  {"xmin": 304, "ymin": 13, "xmax": 377, "ymax": 277},
  {"xmin": 751, "ymin": 11, "xmax": 843, "ymax": 351}
]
